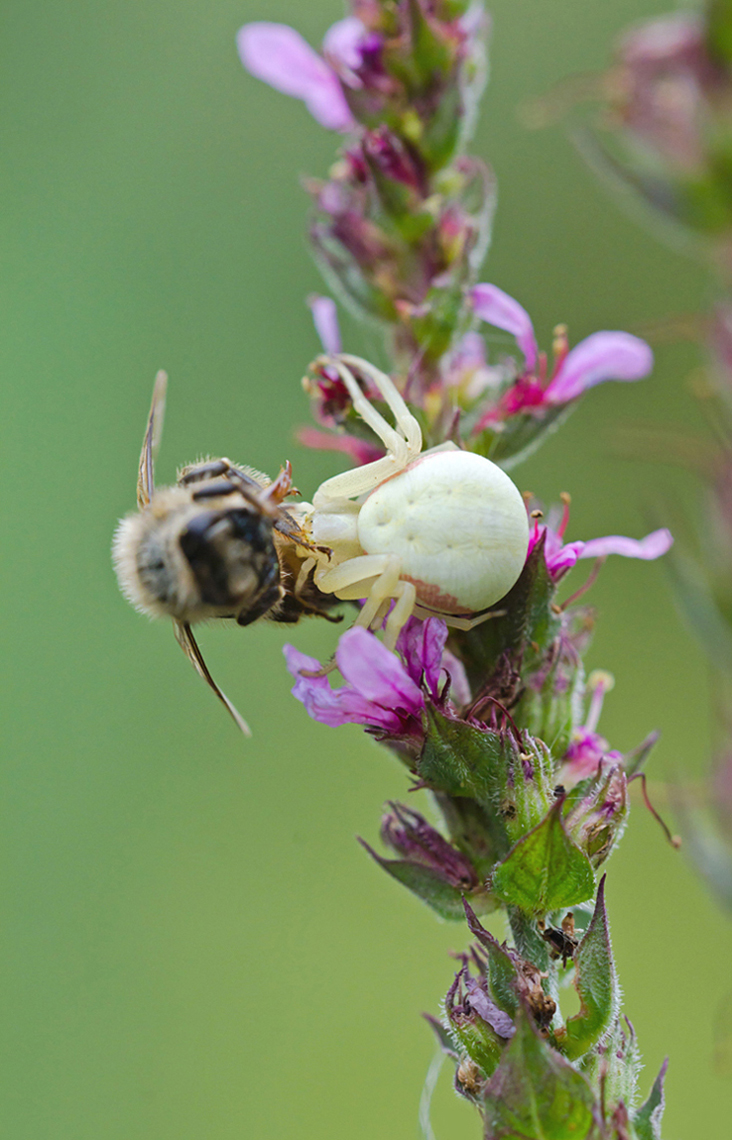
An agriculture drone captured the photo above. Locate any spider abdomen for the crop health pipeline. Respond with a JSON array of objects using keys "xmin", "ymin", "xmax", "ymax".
[{"xmin": 357, "ymin": 450, "xmax": 529, "ymax": 613}]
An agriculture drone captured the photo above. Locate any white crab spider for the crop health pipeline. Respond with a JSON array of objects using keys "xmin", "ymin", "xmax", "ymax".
[{"xmin": 297, "ymin": 354, "xmax": 530, "ymax": 651}]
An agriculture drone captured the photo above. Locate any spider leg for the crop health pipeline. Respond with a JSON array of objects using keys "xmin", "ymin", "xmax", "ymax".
[
  {"xmin": 313, "ymin": 356, "xmax": 408, "ymax": 460},
  {"xmin": 315, "ymin": 554, "xmax": 417, "ymax": 647},
  {"xmin": 338, "ymin": 353, "xmax": 422, "ymax": 455},
  {"xmin": 314, "ymin": 553, "xmax": 392, "ymax": 599},
  {"xmin": 383, "ymin": 580, "xmax": 417, "ymax": 650},
  {"xmin": 313, "ymin": 453, "xmax": 412, "ymax": 506},
  {"xmin": 439, "ymin": 608, "xmax": 506, "ymax": 631}
]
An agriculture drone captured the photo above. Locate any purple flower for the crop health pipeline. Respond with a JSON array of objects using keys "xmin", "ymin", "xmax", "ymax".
[
  {"xmin": 284, "ymin": 617, "xmax": 456, "ymax": 735},
  {"xmin": 237, "ymin": 20, "xmax": 366, "ymax": 131},
  {"xmin": 526, "ymin": 496, "xmax": 673, "ymax": 581},
  {"xmin": 469, "ymin": 284, "xmax": 653, "ymax": 426}
]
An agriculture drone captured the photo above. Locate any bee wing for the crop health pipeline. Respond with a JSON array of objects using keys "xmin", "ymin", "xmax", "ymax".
[
  {"xmin": 173, "ymin": 620, "xmax": 252, "ymax": 738},
  {"xmin": 137, "ymin": 371, "xmax": 168, "ymax": 508}
]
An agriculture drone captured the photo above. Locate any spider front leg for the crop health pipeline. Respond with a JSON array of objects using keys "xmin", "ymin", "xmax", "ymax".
[
  {"xmin": 310, "ymin": 356, "xmax": 423, "ymax": 508},
  {"xmin": 313, "ymin": 553, "xmax": 417, "ymax": 649}
]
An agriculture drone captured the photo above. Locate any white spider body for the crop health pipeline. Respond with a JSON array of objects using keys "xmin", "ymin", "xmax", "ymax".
[
  {"xmin": 300, "ymin": 355, "xmax": 530, "ymax": 651},
  {"xmin": 357, "ymin": 449, "xmax": 529, "ymax": 614}
]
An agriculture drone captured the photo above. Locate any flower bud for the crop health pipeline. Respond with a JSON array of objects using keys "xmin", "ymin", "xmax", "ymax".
[
  {"xmin": 444, "ymin": 955, "xmax": 514, "ymax": 1078},
  {"xmin": 565, "ymin": 762, "xmax": 629, "ymax": 869},
  {"xmin": 380, "ymin": 802, "xmax": 479, "ymax": 890}
]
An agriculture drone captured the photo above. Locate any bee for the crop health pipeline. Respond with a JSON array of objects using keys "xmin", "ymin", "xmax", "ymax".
[{"xmin": 113, "ymin": 372, "xmax": 336, "ymax": 735}]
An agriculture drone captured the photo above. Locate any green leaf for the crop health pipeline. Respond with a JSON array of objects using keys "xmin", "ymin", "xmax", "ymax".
[
  {"xmin": 483, "ymin": 1008, "xmax": 601, "ymax": 1140},
  {"xmin": 359, "ymin": 840, "xmax": 474, "ymax": 920},
  {"xmin": 633, "ymin": 1059, "xmax": 669, "ymax": 1140},
  {"xmin": 490, "ymin": 801, "xmax": 595, "ymax": 916},
  {"xmin": 557, "ymin": 877, "xmax": 619, "ymax": 1061}
]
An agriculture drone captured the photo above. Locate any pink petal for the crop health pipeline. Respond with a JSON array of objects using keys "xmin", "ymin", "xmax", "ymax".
[
  {"xmin": 545, "ymin": 332, "xmax": 653, "ymax": 404},
  {"xmin": 296, "ymin": 426, "xmax": 384, "ymax": 466},
  {"xmin": 308, "ymin": 294, "xmax": 342, "ymax": 353},
  {"xmin": 470, "ymin": 284, "xmax": 538, "ymax": 371},
  {"xmin": 336, "ymin": 627, "xmax": 424, "ymax": 711},
  {"xmin": 550, "ymin": 539, "xmax": 585, "ymax": 574},
  {"xmin": 237, "ymin": 23, "xmax": 354, "ymax": 131},
  {"xmin": 578, "ymin": 528, "xmax": 673, "ymax": 561},
  {"xmin": 283, "ymin": 643, "xmax": 402, "ymax": 730},
  {"xmin": 322, "ymin": 16, "xmax": 368, "ymax": 73}
]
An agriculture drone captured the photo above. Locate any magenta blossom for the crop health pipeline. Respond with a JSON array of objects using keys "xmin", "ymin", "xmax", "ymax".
[
  {"xmin": 560, "ymin": 671, "xmax": 622, "ymax": 787},
  {"xmin": 469, "ymin": 283, "xmax": 653, "ymax": 427},
  {"xmin": 237, "ymin": 19, "xmax": 374, "ymax": 131},
  {"xmin": 527, "ymin": 496, "xmax": 673, "ymax": 581},
  {"xmin": 284, "ymin": 617, "xmax": 460, "ymax": 735}
]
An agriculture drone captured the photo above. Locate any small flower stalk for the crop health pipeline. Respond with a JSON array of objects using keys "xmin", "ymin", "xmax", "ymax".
[{"xmin": 237, "ymin": 3, "xmax": 676, "ymax": 1136}]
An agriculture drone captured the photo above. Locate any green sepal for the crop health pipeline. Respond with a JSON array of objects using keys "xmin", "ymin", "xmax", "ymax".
[
  {"xmin": 555, "ymin": 877, "xmax": 619, "ymax": 1061},
  {"xmin": 463, "ymin": 900, "xmax": 519, "ymax": 1016},
  {"xmin": 483, "ymin": 1007, "xmax": 601, "ymax": 1140},
  {"xmin": 435, "ymin": 792, "xmax": 508, "ymax": 879},
  {"xmin": 515, "ymin": 652, "xmax": 584, "ymax": 762},
  {"xmin": 472, "ymin": 404, "xmax": 573, "ymax": 471},
  {"xmin": 418, "ymin": 707, "xmax": 512, "ymax": 852},
  {"xmin": 509, "ymin": 908, "xmax": 551, "ymax": 973},
  {"xmin": 633, "ymin": 1059, "xmax": 669, "ymax": 1140},
  {"xmin": 459, "ymin": 533, "xmax": 560, "ymax": 685},
  {"xmin": 490, "ymin": 801, "xmax": 595, "ymax": 916},
  {"xmin": 358, "ymin": 839, "xmax": 491, "ymax": 920},
  {"xmin": 448, "ymin": 1012, "xmax": 507, "ymax": 1080},
  {"xmin": 580, "ymin": 1017, "xmax": 642, "ymax": 1122}
]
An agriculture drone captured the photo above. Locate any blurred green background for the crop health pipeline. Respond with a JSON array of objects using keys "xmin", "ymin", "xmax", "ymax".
[{"xmin": 1, "ymin": 1, "xmax": 729, "ymax": 1136}]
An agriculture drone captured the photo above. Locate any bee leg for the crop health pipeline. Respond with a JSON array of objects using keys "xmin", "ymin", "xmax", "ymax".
[
  {"xmin": 179, "ymin": 458, "xmax": 259, "ymax": 487},
  {"xmin": 260, "ymin": 460, "xmax": 295, "ymax": 505},
  {"xmin": 235, "ymin": 583, "xmax": 284, "ymax": 626}
]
